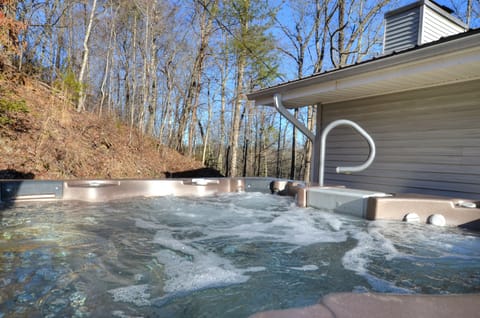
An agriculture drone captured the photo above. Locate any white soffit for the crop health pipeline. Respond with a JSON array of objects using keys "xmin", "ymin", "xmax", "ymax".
[{"xmin": 248, "ymin": 31, "xmax": 480, "ymax": 108}]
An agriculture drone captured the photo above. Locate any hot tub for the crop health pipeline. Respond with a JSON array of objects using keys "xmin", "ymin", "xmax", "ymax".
[{"xmin": 0, "ymin": 179, "xmax": 479, "ymax": 317}]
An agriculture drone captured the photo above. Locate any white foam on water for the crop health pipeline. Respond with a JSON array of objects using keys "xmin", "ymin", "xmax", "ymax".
[
  {"xmin": 112, "ymin": 310, "xmax": 144, "ymax": 318},
  {"xmin": 267, "ymin": 211, "xmax": 348, "ymax": 246},
  {"xmin": 201, "ymin": 206, "xmax": 349, "ymax": 249},
  {"xmin": 153, "ymin": 231, "xmax": 198, "ymax": 256},
  {"xmin": 342, "ymin": 223, "xmax": 400, "ymax": 275},
  {"xmin": 340, "ymin": 223, "xmax": 418, "ymax": 293},
  {"xmin": 154, "ymin": 248, "xmax": 251, "ymax": 294},
  {"xmin": 342, "ymin": 232, "xmax": 371, "ymax": 275},
  {"xmin": 326, "ymin": 217, "xmax": 343, "ymax": 231},
  {"xmin": 245, "ymin": 266, "xmax": 266, "ymax": 273},
  {"xmin": 134, "ymin": 193, "xmax": 352, "ymax": 298},
  {"xmin": 367, "ymin": 220, "xmax": 480, "ymax": 259},
  {"xmin": 151, "ymin": 224, "xmax": 259, "ymax": 294},
  {"xmin": 290, "ymin": 265, "xmax": 319, "ymax": 271},
  {"xmin": 139, "ymin": 193, "xmax": 479, "ymax": 299},
  {"xmin": 109, "ymin": 284, "xmax": 151, "ymax": 306},
  {"xmin": 340, "ymin": 219, "xmax": 480, "ymax": 293}
]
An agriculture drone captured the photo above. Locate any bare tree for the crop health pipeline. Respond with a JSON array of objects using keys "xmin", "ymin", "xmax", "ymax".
[
  {"xmin": 276, "ymin": 0, "xmax": 317, "ymax": 180},
  {"xmin": 175, "ymin": 0, "xmax": 218, "ymax": 154},
  {"xmin": 99, "ymin": 1, "xmax": 120, "ymax": 117},
  {"xmin": 330, "ymin": 0, "xmax": 391, "ymax": 68},
  {"xmin": 77, "ymin": 0, "xmax": 97, "ymax": 112}
]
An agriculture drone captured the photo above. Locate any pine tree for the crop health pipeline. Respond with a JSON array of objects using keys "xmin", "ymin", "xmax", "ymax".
[{"xmin": 223, "ymin": 0, "xmax": 278, "ymax": 177}]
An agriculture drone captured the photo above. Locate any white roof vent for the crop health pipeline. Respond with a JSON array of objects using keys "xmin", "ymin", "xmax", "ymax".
[{"xmin": 383, "ymin": 0, "xmax": 467, "ymax": 54}]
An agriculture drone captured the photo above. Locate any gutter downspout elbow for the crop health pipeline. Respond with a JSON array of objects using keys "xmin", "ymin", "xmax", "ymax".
[{"xmin": 273, "ymin": 94, "xmax": 315, "ymax": 142}]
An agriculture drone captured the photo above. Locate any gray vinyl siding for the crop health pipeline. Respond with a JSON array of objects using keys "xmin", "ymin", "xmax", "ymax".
[
  {"xmin": 421, "ymin": 6, "xmax": 466, "ymax": 43},
  {"xmin": 320, "ymin": 79, "xmax": 480, "ymax": 200},
  {"xmin": 384, "ymin": 7, "xmax": 420, "ymax": 54}
]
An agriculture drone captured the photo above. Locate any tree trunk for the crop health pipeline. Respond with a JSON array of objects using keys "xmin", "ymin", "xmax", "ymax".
[
  {"xmin": 202, "ymin": 84, "xmax": 213, "ymax": 164},
  {"xmin": 303, "ymin": 105, "xmax": 315, "ymax": 182},
  {"xmin": 242, "ymin": 102, "xmax": 253, "ymax": 177},
  {"xmin": 146, "ymin": 24, "xmax": 158, "ymax": 136},
  {"xmin": 176, "ymin": 0, "xmax": 217, "ymax": 154},
  {"xmin": 99, "ymin": 4, "xmax": 117, "ymax": 117},
  {"xmin": 217, "ymin": 37, "xmax": 229, "ymax": 175},
  {"xmin": 218, "ymin": 73, "xmax": 227, "ymax": 174},
  {"xmin": 77, "ymin": 0, "xmax": 97, "ymax": 112},
  {"xmin": 158, "ymin": 51, "xmax": 175, "ymax": 142},
  {"xmin": 229, "ymin": 53, "xmax": 246, "ymax": 177},
  {"xmin": 139, "ymin": 4, "xmax": 150, "ymax": 134},
  {"xmin": 128, "ymin": 13, "xmax": 139, "ymax": 143}
]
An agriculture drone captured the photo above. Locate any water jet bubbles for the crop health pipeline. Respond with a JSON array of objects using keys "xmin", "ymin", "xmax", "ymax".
[
  {"xmin": 134, "ymin": 273, "xmax": 144, "ymax": 282},
  {"xmin": 55, "ymin": 250, "xmax": 69, "ymax": 258},
  {"xmin": 70, "ymin": 292, "xmax": 86, "ymax": 305},
  {"xmin": 85, "ymin": 252, "xmax": 97, "ymax": 259},
  {"xmin": 108, "ymin": 284, "xmax": 151, "ymax": 306},
  {"xmin": 83, "ymin": 216, "xmax": 98, "ymax": 224}
]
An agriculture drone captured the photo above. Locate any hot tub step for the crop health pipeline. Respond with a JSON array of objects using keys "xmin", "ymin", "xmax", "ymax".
[{"xmin": 306, "ymin": 187, "xmax": 390, "ymax": 218}]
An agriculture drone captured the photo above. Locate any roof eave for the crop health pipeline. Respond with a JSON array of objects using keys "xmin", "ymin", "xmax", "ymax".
[{"xmin": 247, "ymin": 30, "xmax": 480, "ymax": 108}]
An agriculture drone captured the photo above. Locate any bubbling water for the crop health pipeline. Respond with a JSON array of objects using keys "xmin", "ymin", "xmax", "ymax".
[{"xmin": 0, "ymin": 193, "xmax": 479, "ymax": 318}]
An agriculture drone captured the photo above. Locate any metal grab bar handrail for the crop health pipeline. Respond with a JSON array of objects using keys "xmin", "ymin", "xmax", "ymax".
[{"xmin": 319, "ymin": 119, "xmax": 376, "ymax": 187}]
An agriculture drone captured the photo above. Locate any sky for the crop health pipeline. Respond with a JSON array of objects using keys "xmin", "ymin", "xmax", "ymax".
[{"xmin": 272, "ymin": 0, "xmax": 478, "ymax": 82}]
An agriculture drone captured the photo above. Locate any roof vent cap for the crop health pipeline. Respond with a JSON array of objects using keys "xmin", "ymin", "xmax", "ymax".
[{"xmin": 383, "ymin": 0, "xmax": 467, "ymax": 55}]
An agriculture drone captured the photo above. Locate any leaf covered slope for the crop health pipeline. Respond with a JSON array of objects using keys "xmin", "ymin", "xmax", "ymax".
[{"xmin": 0, "ymin": 71, "xmax": 203, "ymax": 179}]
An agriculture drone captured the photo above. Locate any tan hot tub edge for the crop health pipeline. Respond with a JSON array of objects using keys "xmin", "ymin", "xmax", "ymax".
[
  {"xmin": 0, "ymin": 178, "xmax": 298, "ymax": 203},
  {"xmin": 1, "ymin": 179, "xmax": 478, "ymax": 231},
  {"xmin": 366, "ymin": 194, "xmax": 480, "ymax": 231},
  {"xmin": 250, "ymin": 292, "xmax": 480, "ymax": 318}
]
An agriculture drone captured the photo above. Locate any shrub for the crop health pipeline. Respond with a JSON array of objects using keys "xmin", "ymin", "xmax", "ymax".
[
  {"xmin": 0, "ymin": 97, "xmax": 29, "ymax": 125},
  {"xmin": 54, "ymin": 69, "xmax": 83, "ymax": 103}
]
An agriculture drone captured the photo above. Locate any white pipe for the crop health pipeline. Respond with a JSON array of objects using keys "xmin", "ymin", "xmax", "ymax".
[{"xmin": 273, "ymin": 94, "xmax": 315, "ymax": 142}]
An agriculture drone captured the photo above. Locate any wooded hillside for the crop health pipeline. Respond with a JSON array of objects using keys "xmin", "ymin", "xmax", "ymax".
[
  {"xmin": 0, "ymin": 66, "xmax": 203, "ymax": 179},
  {"xmin": 0, "ymin": 0, "xmax": 478, "ymax": 180}
]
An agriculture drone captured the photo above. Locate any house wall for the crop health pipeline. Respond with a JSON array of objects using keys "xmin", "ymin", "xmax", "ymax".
[{"xmin": 320, "ymin": 79, "xmax": 480, "ymax": 199}]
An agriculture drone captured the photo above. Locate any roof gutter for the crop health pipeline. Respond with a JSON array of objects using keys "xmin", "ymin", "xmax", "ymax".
[{"xmin": 247, "ymin": 30, "xmax": 480, "ymax": 107}]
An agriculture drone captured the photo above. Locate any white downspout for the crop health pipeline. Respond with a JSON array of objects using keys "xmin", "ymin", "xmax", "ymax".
[{"xmin": 273, "ymin": 94, "xmax": 315, "ymax": 142}]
